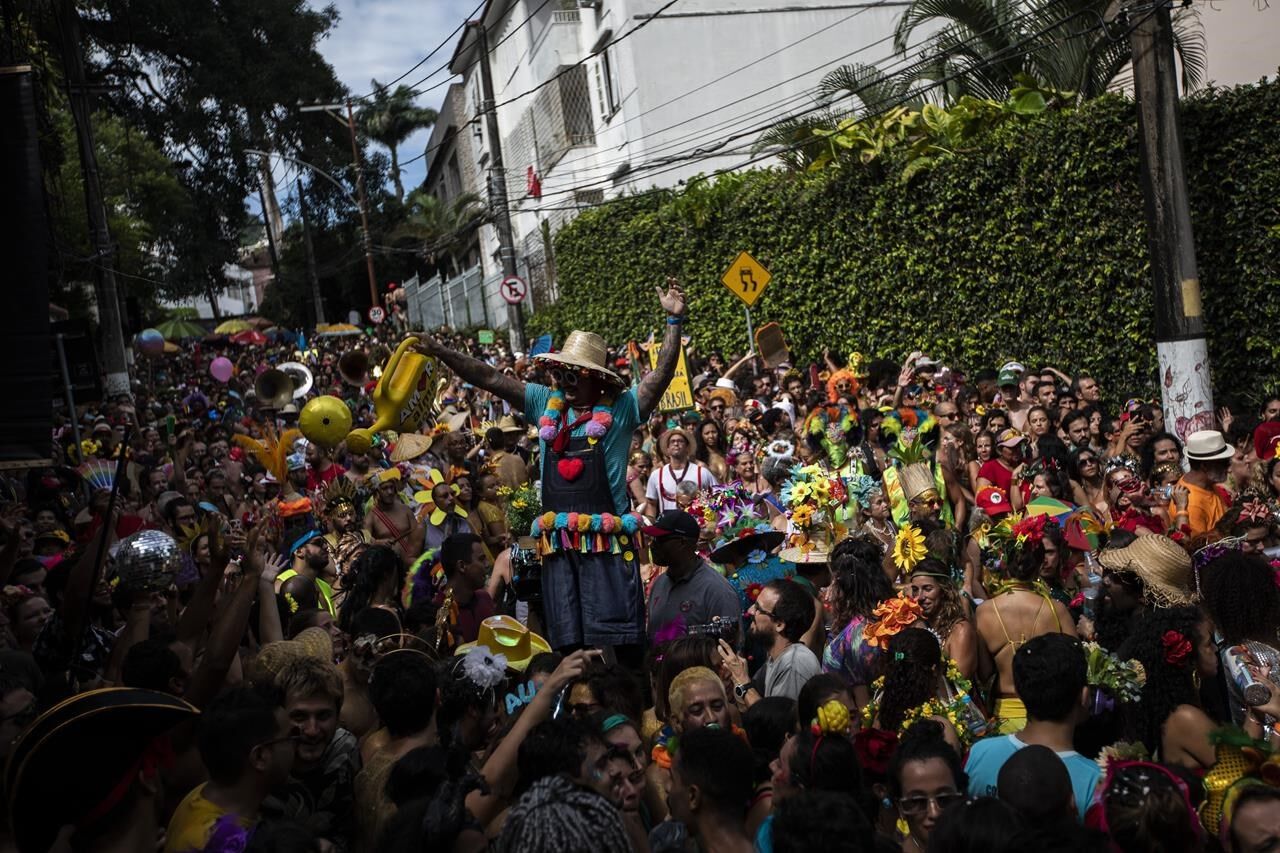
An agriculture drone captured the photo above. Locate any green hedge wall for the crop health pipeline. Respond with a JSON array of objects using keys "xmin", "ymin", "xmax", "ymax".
[{"xmin": 530, "ymin": 80, "xmax": 1280, "ymax": 404}]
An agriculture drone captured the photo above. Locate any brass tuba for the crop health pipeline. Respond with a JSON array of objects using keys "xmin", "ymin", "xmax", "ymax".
[
  {"xmin": 255, "ymin": 361, "xmax": 314, "ymax": 409},
  {"xmin": 337, "ymin": 350, "xmax": 370, "ymax": 386}
]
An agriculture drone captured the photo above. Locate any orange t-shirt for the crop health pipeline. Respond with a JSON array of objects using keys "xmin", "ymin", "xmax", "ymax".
[{"xmin": 1169, "ymin": 476, "xmax": 1226, "ymax": 537}]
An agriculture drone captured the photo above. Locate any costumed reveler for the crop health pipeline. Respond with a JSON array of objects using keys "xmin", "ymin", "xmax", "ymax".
[
  {"xmin": 319, "ymin": 476, "xmax": 369, "ymax": 584},
  {"xmin": 412, "ymin": 281, "xmax": 686, "ymax": 651},
  {"xmin": 694, "ymin": 485, "xmax": 790, "ymax": 614}
]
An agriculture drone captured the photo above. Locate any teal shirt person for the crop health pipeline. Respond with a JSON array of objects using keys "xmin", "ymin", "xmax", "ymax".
[{"xmin": 524, "ymin": 383, "xmax": 641, "ymax": 517}]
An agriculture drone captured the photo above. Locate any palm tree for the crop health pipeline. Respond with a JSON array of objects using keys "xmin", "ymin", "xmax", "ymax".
[
  {"xmin": 359, "ymin": 81, "xmax": 438, "ymax": 203},
  {"xmin": 890, "ymin": 0, "xmax": 1205, "ymax": 103},
  {"xmin": 393, "ymin": 189, "xmax": 487, "ymax": 278}
]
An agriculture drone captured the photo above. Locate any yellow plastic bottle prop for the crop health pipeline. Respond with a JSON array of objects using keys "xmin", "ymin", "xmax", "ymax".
[{"xmin": 346, "ymin": 337, "xmax": 433, "ymax": 454}]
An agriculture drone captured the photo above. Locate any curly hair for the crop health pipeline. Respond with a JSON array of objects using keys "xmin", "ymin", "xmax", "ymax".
[
  {"xmin": 785, "ymin": 727, "xmax": 862, "ymax": 797},
  {"xmin": 887, "ymin": 719, "xmax": 967, "ymax": 799},
  {"xmin": 1199, "ymin": 552, "xmax": 1280, "ymax": 645},
  {"xmin": 909, "ymin": 560, "xmax": 967, "ymax": 640},
  {"xmin": 338, "ymin": 545, "xmax": 406, "ymax": 634},
  {"xmin": 1116, "ymin": 606, "xmax": 1204, "ymax": 755},
  {"xmin": 878, "ymin": 628, "xmax": 943, "ymax": 731},
  {"xmin": 829, "ymin": 538, "xmax": 894, "ymax": 631}
]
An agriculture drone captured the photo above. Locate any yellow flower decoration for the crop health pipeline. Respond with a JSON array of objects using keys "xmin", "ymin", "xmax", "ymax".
[
  {"xmin": 791, "ymin": 505, "xmax": 816, "ymax": 529},
  {"xmin": 892, "ymin": 524, "xmax": 927, "ymax": 573},
  {"xmin": 813, "ymin": 699, "xmax": 852, "ymax": 735},
  {"xmin": 412, "ymin": 468, "xmax": 468, "ymax": 525}
]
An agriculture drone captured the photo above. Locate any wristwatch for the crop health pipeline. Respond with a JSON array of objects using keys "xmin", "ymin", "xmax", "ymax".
[{"xmin": 734, "ymin": 682, "xmax": 752, "ymax": 700}]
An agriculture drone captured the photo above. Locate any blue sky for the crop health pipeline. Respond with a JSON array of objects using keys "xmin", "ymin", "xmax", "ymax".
[{"xmin": 250, "ymin": 0, "xmax": 477, "ymax": 220}]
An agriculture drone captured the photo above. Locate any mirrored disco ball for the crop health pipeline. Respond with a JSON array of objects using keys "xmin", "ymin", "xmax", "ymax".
[{"xmin": 114, "ymin": 529, "xmax": 183, "ymax": 592}]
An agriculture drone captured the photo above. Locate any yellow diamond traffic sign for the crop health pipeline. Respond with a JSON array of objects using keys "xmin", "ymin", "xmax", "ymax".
[{"xmin": 721, "ymin": 251, "xmax": 771, "ymax": 307}]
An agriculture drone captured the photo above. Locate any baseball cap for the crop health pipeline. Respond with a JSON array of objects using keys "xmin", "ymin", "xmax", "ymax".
[
  {"xmin": 915, "ymin": 356, "xmax": 939, "ymax": 372},
  {"xmin": 999, "ymin": 361, "xmax": 1026, "ymax": 376},
  {"xmin": 286, "ymin": 452, "xmax": 307, "ymax": 472},
  {"xmin": 997, "ymin": 369, "xmax": 1020, "ymax": 387},
  {"xmin": 642, "ymin": 510, "xmax": 701, "ymax": 539},
  {"xmin": 975, "ymin": 486, "xmax": 1012, "ymax": 518},
  {"xmin": 997, "ymin": 428, "xmax": 1025, "ymax": 448}
]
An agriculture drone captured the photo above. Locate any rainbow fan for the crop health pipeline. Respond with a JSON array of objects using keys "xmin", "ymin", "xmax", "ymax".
[{"xmin": 77, "ymin": 460, "xmax": 116, "ymax": 491}]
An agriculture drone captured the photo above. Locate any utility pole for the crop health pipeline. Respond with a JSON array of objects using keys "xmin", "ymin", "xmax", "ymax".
[
  {"xmin": 299, "ymin": 101, "xmax": 379, "ymax": 308},
  {"xmin": 256, "ymin": 174, "xmax": 283, "ymax": 292},
  {"xmin": 55, "ymin": 0, "xmax": 130, "ymax": 398},
  {"xmin": 297, "ymin": 179, "xmax": 326, "ymax": 326},
  {"xmin": 1126, "ymin": 0, "xmax": 1213, "ymax": 437},
  {"xmin": 472, "ymin": 20, "xmax": 526, "ymax": 352}
]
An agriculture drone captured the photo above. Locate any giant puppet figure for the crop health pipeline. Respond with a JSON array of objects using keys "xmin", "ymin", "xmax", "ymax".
[{"xmin": 414, "ymin": 280, "xmax": 686, "ymax": 650}]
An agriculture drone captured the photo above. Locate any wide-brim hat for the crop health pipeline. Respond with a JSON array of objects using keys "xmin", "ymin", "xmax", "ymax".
[
  {"xmin": 454, "ymin": 615, "xmax": 551, "ymax": 672},
  {"xmin": 660, "ymin": 427, "xmax": 693, "ymax": 457},
  {"xmin": 1098, "ymin": 534, "xmax": 1196, "ymax": 607},
  {"xmin": 531, "ymin": 330, "xmax": 623, "ymax": 386},
  {"xmin": 7, "ymin": 687, "xmax": 199, "ymax": 853},
  {"xmin": 390, "ymin": 432, "xmax": 434, "ymax": 463},
  {"xmin": 253, "ymin": 627, "xmax": 334, "ymax": 683},
  {"xmin": 1184, "ymin": 429, "xmax": 1235, "ymax": 462},
  {"xmin": 710, "ymin": 528, "xmax": 785, "ymax": 565},
  {"xmin": 497, "ymin": 414, "xmax": 523, "ymax": 434}
]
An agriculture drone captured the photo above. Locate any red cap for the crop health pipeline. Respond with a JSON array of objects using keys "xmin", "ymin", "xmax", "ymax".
[{"xmin": 975, "ymin": 485, "xmax": 1012, "ymax": 518}]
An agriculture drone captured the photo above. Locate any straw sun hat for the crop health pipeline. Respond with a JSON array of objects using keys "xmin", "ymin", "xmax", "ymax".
[
  {"xmin": 531, "ymin": 330, "xmax": 623, "ymax": 386},
  {"xmin": 1098, "ymin": 533, "xmax": 1196, "ymax": 607}
]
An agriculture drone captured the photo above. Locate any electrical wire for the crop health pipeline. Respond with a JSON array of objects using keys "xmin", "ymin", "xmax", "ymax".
[
  {"xmin": 511, "ymin": 3, "xmax": 1115, "ymax": 211},
  {"xmin": 528, "ymin": 1, "xmax": 1076, "ymax": 204},
  {"xmin": 354, "ymin": 0, "xmax": 486, "ymax": 101}
]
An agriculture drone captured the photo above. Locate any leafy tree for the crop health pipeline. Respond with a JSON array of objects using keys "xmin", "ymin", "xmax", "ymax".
[
  {"xmin": 392, "ymin": 189, "xmax": 486, "ymax": 279},
  {"xmin": 359, "ymin": 81, "xmax": 438, "ymax": 203},
  {"xmin": 891, "ymin": 0, "xmax": 1206, "ymax": 103}
]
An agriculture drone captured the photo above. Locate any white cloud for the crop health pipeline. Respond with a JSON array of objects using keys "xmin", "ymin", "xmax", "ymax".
[{"xmin": 316, "ymin": 0, "xmax": 479, "ymax": 192}]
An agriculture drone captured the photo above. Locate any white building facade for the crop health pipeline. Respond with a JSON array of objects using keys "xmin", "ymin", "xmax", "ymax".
[{"xmin": 430, "ymin": 0, "xmax": 912, "ymax": 328}]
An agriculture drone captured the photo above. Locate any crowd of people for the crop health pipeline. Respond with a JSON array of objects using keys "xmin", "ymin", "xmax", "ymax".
[{"xmin": 8, "ymin": 285, "xmax": 1280, "ymax": 853}]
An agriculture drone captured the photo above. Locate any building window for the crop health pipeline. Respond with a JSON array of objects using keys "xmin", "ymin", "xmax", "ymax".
[{"xmin": 594, "ymin": 49, "xmax": 619, "ymax": 120}]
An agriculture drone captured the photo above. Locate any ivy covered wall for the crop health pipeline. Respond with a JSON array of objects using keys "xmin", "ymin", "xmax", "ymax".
[{"xmin": 530, "ymin": 80, "xmax": 1280, "ymax": 404}]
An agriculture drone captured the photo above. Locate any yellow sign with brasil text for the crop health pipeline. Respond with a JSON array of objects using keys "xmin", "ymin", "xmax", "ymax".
[
  {"xmin": 721, "ymin": 251, "xmax": 772, "ymax": 307},
  {"xmin": 648, "ymin": 341, "xmax": 694, "ymax": 412}
]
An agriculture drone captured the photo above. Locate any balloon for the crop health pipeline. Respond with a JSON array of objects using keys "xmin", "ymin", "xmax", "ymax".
[
  {"xmin": 136, "ymin": 329, "xmax": 165, "ymax": 357},
  {"xmin": 210, "ymin": 357, "xmax": 234, "ymax": 383},
  {"xmin": 299, "ymin": 396, "xmax": 353, "ymax": 448}
]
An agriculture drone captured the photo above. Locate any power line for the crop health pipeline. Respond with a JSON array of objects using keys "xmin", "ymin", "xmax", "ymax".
[
  {"xmin": 528, "ymin": 4, "xmax": 1106, "ymax": 208},
  {"xmin": 525, "ymin": 0, "xmax": 903, "ymax": 176},
  {"xmin": 354, "ymin": 0, "xmax": 487, "ymax": 101}
]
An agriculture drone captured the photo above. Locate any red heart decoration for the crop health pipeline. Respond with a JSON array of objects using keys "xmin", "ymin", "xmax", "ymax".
[{"xmin": 557, "ymin": 457, "xmax": 585, "ymax": 482}]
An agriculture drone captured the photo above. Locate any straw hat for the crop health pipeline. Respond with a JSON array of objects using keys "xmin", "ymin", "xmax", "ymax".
[
  {"xmin": 531, "ymin": 330, "xmax": 623, "ymax": 386},
  {"xmin": 454, "ymin": 615, "xmax": 551, "ymax": 672},
  {"xmin": 1184, "ymin": 429, "xmax": 1234, "ymax": 462},
  {"xmin": 1098, "ymin": 534, "xmax": 1196, "ymax": 607},
  {"xmin": 660, "ymin": 427, "xmax": 693, "ymax": 457},
  {"xmin": 7, "ymin": 688, "xmax": 199, "ymax": 853},
  {"xmin": 496, "ymin": 414, "xmax": 523, "ymax": 434},
  {"xmin": 390, "ymin": 432, "xmax": 434, "ymax": 463},
  {"xmin": 253, "ymin": 627, "xmax": 334, "ymax": 683}
]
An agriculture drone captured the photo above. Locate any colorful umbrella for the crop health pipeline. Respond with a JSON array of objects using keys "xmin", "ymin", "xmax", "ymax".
[
  {"xmin": 315, "ymin": 323, "xmax": 363, "ymax": 337},
  {"xmin": 1025, "ymin": 496, "xmax": 1075, "ymax": 523},
  {"xmin": 214, "ymin": 319, "xmax": 253, "ymax": 334},
  {"xmin": 246, "ymin": 316, "xmax": 274, "ymax": 330},
  {"xmin": 230, "ymin": 329, "xmax": 268, "ymax": 346},
  {"xmin": 155, "ymin": 318, "xmax": 207, "ymax": 340}
]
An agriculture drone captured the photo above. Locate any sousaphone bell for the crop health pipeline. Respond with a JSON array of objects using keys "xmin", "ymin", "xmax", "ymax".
[{"xmin": 254, "ymin": 361, "xmax": 314, "ymax": 409}]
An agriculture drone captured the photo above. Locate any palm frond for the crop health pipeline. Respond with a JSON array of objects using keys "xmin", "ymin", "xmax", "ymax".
[{"xmin": 1171, "ymin": 6, "xmax": 1207, "ymax": 92}]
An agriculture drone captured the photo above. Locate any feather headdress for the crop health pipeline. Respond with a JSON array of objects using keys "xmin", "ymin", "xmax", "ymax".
[{"xmin": 233, "ymin": 423, "xmax": 302, "ymax": 484}]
